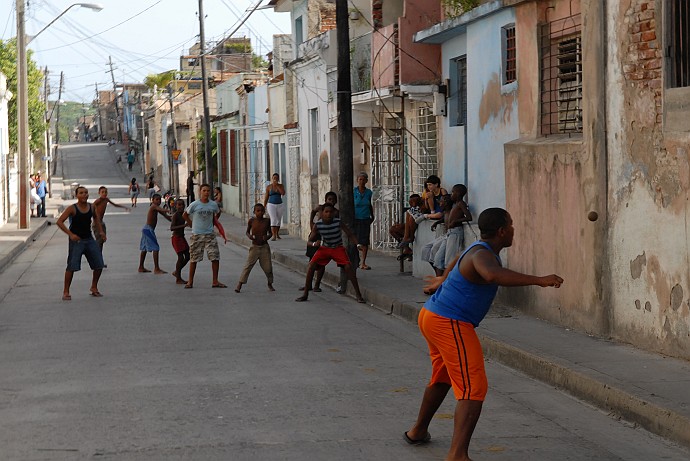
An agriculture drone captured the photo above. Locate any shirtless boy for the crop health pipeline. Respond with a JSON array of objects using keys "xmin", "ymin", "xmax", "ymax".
[
  {"xmin": 56, "ymin": 186, "xmax": 105, "ymax": 300},
  {"xmin": 170, "ymin": 199, "xmax": 190, "ymax": 284},
  {"xmin": 92, "ymin": 186, "xmax": 130, "ymax": 254},
  {"xmin": 139, "ymin": 193, "xmax": 171, "ymax": 274},
  {"xmin": 235, "ymin": 203, "xmax": 274, "ymax": 293}
]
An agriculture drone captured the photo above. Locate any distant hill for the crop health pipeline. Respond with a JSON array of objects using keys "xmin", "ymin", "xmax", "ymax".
[{"xmin": 47, "ymin": 101, "xmax": 95, "ymax": 143}]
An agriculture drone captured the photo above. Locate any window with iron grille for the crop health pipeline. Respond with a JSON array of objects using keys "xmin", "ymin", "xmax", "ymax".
[
  {"xmin": 502, "ymin": 24, "xmax": 517, "ymax": 84},
  {"xmin": 219, "ymin": 129, "xmax": 228, "ymax": 184},
  {"xmin": 449, "ymin": 55, "xmax": 467, "ymax": 127},
  {"xmin": 540, "ymin": 14, "xmax": 583, "ymax": 135},
  {"xmin": 666, "ymin": 0, "xmax": 690, "ymax": 88}
]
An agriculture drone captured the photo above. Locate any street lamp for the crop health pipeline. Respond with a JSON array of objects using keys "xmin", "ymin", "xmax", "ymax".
[{"xmin": 15, "ymin": 2, "xmax": 103, "ymax": 229}]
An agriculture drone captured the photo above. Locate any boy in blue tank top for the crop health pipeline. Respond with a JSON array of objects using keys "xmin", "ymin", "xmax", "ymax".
[{"xmin": 404, "ymin": 208, "xmax": 563, "ymax": 461}]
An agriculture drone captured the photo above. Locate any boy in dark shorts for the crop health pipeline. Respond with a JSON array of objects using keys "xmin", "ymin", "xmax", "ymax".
[
  {"xmin": 56, "ymin": 186, "xmax": 105, "ymax": 300},
  {"xmin": 295, "ymin": 203, "xmax": 365, "ymax": 303},
  {"xmin": 139, "ymin": 193, "xmax": 171, "ymax": 274},
  {"xmin": 235, "ymin": 203, "xmax": 274, "ymax": 293},
  {"xmin": 170, "ymin": 199, "xmax": 190, "ymax": 284}
]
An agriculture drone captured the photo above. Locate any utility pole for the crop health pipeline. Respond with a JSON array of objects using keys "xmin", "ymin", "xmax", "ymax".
[
  {"xmin": 198, "ymin": 0, "xmax": 213, "ymax": 188},
  {"xmin": 43, "ymin": 67, "xmax": 52, "ymax": 197},
  {"xmin": 108, "ymin": 56, "xmax": 123, "ymax": 143},
  {"xmin": 53, "ymin": 71, "xmax": 63, "ymax": 177},
  {"xmin": 95, "ymin": 82, "xmax": 103, "ymax": 141},
  {"xmin": 16, "ymin": 0, "xmax": 30, "ymax": 229},
  {"xmin": 167, "ymin": 84, "xmax": 179, "ymax": 195},
  {"xmin": 336, "ymin": 0, "xmax": 356, "ymax": 288},
  {"xmin": 82, "ymin": 104, "xmax": 88, "ymax": 142}
]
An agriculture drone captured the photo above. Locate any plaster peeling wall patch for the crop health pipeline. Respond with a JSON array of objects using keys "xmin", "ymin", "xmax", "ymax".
[
  {"xmin": 630, "ymin": 252, "xmax": 646, "ymax": 279},
  {"xmin": 670, "ymin": 284, "xmax": 684, "ymax": 311}
]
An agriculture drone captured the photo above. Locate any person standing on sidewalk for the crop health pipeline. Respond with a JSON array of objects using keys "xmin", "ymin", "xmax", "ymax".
[
  {"xmin": 403, "ymin": 207, "xmax": 563, "ymax": 460},
  {"xmin": 35, "ymin": 173, "xmax": 48, "ymax": 217},
  {"xmin": 127, "ymin": 149, "xmax": 135, "ymax": 171},
  {"xmin": 235, "ymin": 203, "xmax": 274, "ymax": 293},
  {"xmin": 354, "ymin": 172, "xmax": 374, "ymax": 270},
  {"xmin": 182, "ymin": 184, "xmax": 226, "ymax": 289},
  {"xmin": 186, "ymin": 170, "xmax": 196, "ymax": 203},
  {"xmin": 56, "ymin": 186, "xmax": 105, "ymax": 300},
  {"xmin": 263, "ymin": 173, "xmax": 285, "ymax": 241}
]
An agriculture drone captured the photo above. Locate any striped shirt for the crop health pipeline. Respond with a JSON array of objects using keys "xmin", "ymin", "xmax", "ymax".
[{"xmin": 315, "ymin": 218, "xmax": 343, "ymax": 247}]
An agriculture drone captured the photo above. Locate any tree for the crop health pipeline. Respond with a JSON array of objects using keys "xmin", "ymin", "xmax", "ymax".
[
  {"xmin": 0, "ymin": 38, "xmax": 46, "ymax": 153},
  {"xmin": 144, "ymin": 70, "xmax": 176, "ymax": 92},
  {"xmin": 195, "ymin": 126, "xmax": 217, "ymax": 181}
]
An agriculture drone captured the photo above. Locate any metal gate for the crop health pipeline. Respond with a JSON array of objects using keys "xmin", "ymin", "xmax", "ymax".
[{"xmin": 371, "ymin": 134, "xmax": 403, "ymax": 253}]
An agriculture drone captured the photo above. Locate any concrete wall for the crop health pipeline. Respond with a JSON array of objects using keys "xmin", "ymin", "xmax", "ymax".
[
  {"xmin": 398, "ymin": 0, "xmax": 441, "ymax": 85},
  {"xmin": 605, "ymin": 0, "xmax": 690, "ymax": 359}
]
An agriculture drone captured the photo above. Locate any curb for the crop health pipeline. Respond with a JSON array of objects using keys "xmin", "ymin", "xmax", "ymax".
[
  {"xmin": 226, "ymin": 227, "xmax": 690, "ymax": 450},
  {"xmin": 0, "ymin": 220, "xmax": 49, "ymax": 275},
  {"xmin": 480, "ymin": 335, "xmax": 690, "ymax": 450}
]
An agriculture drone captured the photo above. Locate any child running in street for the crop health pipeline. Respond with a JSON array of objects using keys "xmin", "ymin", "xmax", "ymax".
[
  {"xmin": 295, "ymin": 203, "xmax": 365, "ymax": 303},
  {"xmin": 235, "ymin": 203, "xmax": 274, "ymax": 293},
  {"xmin": 138, "ymin": 193, "xmax": 171, "ymax": 274},
  {"xmin": 170, "ymin": 199, "xmax": 190, "ymax": 284}
]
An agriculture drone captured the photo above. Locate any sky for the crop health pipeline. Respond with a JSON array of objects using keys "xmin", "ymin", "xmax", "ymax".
[{"xmin": 0, "ymin": 0, "xmax": 291, "ymax": 103}]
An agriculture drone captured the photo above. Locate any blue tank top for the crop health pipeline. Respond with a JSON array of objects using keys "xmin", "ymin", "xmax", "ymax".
[
  {"xmin": 424, "ymin": 241, "xmax": 502, "ymax": 326},
  {"xmin": 268, "ymin": 187, "xmax": 282, "ymax": 204}
]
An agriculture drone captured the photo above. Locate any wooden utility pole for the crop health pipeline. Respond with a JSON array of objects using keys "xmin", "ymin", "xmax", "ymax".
[
  {"xmin": 198, "ymin": 0, "xmax": 213, "ymax": 188},
  {"xmin": 108, "ymin": 56, "xmax": 123, "ymax": 143},
  {"xmin": 167, "ymin": 84, "xmax": 180, "ymax": 195},
  {"xmin": 336, "ymin": 0, "xmax": 356, "ymax": 287},
  {"xmin": 16, "ymin": 0, "xmax": 30, "ymax": 228}
]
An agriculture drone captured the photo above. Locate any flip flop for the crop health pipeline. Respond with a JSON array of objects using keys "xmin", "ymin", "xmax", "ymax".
[
  {"xmin": 184, "ymin": 285, "xmax": 193, "ymax": 289},
  {"xmin": 90, "ymin": 291, "xmax": 103, "ymax": 297},
  {"xmin": 212, "ymin": 283, "xmax": 227, "ymax": 288},
  {"xmin": 62, "ymin": 294, "xmax": 71, "ymax": 301},
  {"xmin": 360, "ymin": 265, "xmax": 372, "ymax": 270},
  {"xmin": 403, "ymin": 431, "xmax": 431, "ymax": 445}
]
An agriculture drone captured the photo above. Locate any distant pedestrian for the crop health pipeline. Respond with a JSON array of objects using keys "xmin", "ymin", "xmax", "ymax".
[
  {"xmin": 138, "ymin": 193, "xmax": 171, "ymax": 274},
  {"xmin": 235, "ymin": 203, "xmax": 274, "ymax": 293},
  {"xmin": 404, "ymin": 208, "xmax": 563, "ymax": 460},
  {"xmin": 354, "ymin": 171, "xmax": 374, "ymax": 270},
  {"xmin": 186, "ymin": 170, "xmax": 196, "ymax": 203},
  {"xmin": 295, "ymin": 203, "xmax": 365, "ymax": 303},
  {"xmin": 214, "ymin": 187, "xmax": 223, "ymax": 212},
  {"xmin": 170, "ymin": 199, "xmax": 190, "ymax": 285},
  {"xmin": 182, "ymin": 184, "xmax": 226, "ymax": 289},
  {"xmin": 128, "ymin": 178, "xmax": 140, "ymax": 207},
  {"xmin": 29, "ymin": 174, "xmax": 40, "ymax": 217},
  {"xmin": 92, "ymin": 186, "xmax": 130, "ymax": 258},
  {"xmin": 263, "ymin": 173, "xmax": 285, "ymax": 240},
  {"xmin": 127, "ymin": 149, "xmax": 135, "ymax": 171},
  {"xmin": 35, "ymin": 173, "xmax": 48, "ymax": 217},
  {"xmin": 146, "ymin": 175, "xmax": 157, "ymax": 202},
  {"xmin": 55, "ymin": 186, "xmax": 105, "ymax": 300}
]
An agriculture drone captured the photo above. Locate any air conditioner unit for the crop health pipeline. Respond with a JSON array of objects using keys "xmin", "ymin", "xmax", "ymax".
[{"xmin": 432, "ymin": 91, "xmax": 446, "ymax": 116}]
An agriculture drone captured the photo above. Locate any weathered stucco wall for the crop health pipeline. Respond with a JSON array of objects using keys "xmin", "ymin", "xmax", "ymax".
[
  {"xmin": 607, "ymin": 0, "xmax": 690, "ymax": 358},
  {"xmin": 502, "ymin": 0, "xmax": 609, "ymax": 335}
]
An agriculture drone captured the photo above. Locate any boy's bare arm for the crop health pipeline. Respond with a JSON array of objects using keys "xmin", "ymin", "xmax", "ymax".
[
  {"xmin": 92, "ymin": 212, "xmax": 106, "ymax": 241},
  {"xmin": 182, "ymin": 211, "xmax": 192, "ymax": 227},
  {"xmin": 155, "ymin": 206, "xmax": 172, "ymax": 221},
  {"xmin": 56, "ymin": 207, "xmax": 79, "ymax": 240},
  {"xmin": 448, "ymin": 202, "xmax": 471, "ymax": 228},
  {"xmin": 107, "ymin": 198, "xmax": 130, "ymax": 211},
  {"xmin": 246, "ymin": 218, "xmax": 254, "ymax": 239}
]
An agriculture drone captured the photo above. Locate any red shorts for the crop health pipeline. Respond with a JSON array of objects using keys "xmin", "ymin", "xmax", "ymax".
[
  {"xmin": 418, "ymin": 307, "xmax": 488, "ymax": 401},
  {"xmin": 311, "ymin": 245, "xmax": 351, "ymax": 266},
  {"xmin": 171, "ymin": 235, "xmax": 189, "ymax": 253}
]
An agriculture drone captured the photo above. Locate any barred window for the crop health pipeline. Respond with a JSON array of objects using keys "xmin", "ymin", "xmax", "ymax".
[
  {"xmin": 540, "ymin": 14, "xmax": 583, "ymax": 135},
  {"xmin": 666, "ymin": 0, "xmax": 690, "ymax": 88},
  {"xmin": 503, "ymin": 25, "xmax": 517, "ymax": 84},
  {"xmin": 449, "ymin": 55, "xmax": 467, "ymax": 127}
]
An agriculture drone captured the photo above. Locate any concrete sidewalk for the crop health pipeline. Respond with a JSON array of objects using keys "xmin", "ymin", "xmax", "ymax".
[{"xmin": 2, "ymin": 162, "xmax": 689, "ymax": 451}]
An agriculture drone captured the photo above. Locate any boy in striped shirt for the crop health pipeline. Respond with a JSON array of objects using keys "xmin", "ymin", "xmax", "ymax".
[{"xmin": 295, "ymin": 203, "xmax": 365, "ymax": 303}]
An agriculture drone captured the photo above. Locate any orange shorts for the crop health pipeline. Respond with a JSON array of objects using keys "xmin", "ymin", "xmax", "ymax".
[{"xmin": 418, "ymin": 307, "xmax": 488, "ymax": 401}]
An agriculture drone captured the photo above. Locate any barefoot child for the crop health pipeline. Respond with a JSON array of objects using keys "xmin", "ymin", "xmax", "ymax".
[
  {"xmin": 170, "ymin": 199, "xmax": 190, "ymax": 284},
  {"xmin": 295, "ymin": 203, "xmax": 365, "ymax": 303},
  {"xmin": 92, "ymin": 186, "xmax": 130, "ymax": 257},
  {"xmin": 139, "ymin": 193, "xmax": 171, "ymax": 274},
  {"xmin": 235, "ymin": 203, "xmax": 274, "ymax": 293}
]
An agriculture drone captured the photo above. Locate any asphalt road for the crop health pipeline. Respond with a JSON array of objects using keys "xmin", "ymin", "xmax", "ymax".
[{"xmin": 0, "ymin": 143, "xmax": 687, "ymax": 460}]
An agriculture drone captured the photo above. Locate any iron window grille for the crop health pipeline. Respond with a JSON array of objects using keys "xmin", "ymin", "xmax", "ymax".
[
  {"xmin": 667, "ymin": 0, "xmax": 690, "ymax": 88},
  {"xmin": 449, "ymin": 55, "xmax": 467, "ymax": 127},
  {"xmin": 503, "ymin": 25, "xmax": 517, "ymax": 84},
  {"xmin": 540, "ymin": 14, "xmax": 583, "ymax": 135}
]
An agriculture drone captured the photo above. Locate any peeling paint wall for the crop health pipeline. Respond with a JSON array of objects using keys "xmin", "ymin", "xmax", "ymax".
[
  {"xmin": 440, "ymin": 7, "xmax": 519, "ymax": 214},
  {"xmin": 607, "ymin": 0, "xmax": 690, "ymax": 359}
]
